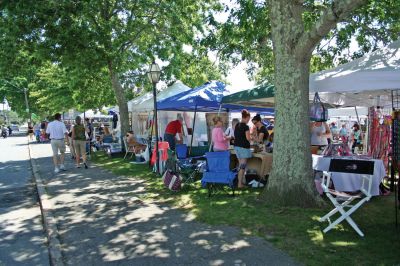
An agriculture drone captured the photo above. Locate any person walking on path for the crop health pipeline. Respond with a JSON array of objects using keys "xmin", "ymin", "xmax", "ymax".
[
  {"xmin": 46, "ymin": 113, "xmax": 69, "ymax": 173},
  {"xmin": 71, "ymin": 116, "xmax": 88, "ymax": 169},
  {"xmin": 27, "ymin": 122, "xmax": 34, "ymax": 140}
]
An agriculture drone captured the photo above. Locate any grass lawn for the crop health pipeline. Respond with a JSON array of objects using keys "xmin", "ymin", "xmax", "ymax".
[{"xmin": 92, "ymin": 152, "xmax": 400, "ymax": 265}]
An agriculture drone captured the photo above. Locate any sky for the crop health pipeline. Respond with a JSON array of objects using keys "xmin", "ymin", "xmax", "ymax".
[{"xmin": 226, "ymin": 62, "xmax": 255, "ymax": 91}]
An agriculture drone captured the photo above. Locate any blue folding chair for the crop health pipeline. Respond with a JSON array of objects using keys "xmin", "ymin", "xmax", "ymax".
[
  {"xmin": 175, "ymin": 144, "xmax": 188, "ymax": 160},
  {"xmin": 201, "ymin": 151, "xmax": 237, "ymax": 197}
]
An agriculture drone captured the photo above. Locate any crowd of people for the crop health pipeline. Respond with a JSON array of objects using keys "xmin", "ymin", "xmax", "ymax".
[
  {"xmin": 310, "ymin": 121, "xmax": 364, "ymax": 154},
  {"xmin": 34, "ymin": 113, "xmax": 119, "ymax": 173},
  {"xmin": 208, "ymin": 110, "xmax": 275, "ymax": 188}
]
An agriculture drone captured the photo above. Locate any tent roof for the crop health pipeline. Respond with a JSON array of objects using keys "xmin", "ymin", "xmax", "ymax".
[
  {"xmin": 132, "ymin": 81, "xmax": 191, "ymax": 112},
  {"xmin": 157, "ymin": 80, "xmax": 228, "ymax": 112},
  {"xmin": 128, "ymin": 92, "xmax": 153, "ymax": 112},
  {"xmin": 309, "ymin": 39, "xmax": 400, "ymax": 108},
  {"xmin": 222, "ymin": 83, "xmax": 275, "ymax": 108},
  {"xmin": 310, "ymin": 39, "xmax": 400, "ymax": 93},
  {"xmin": 78, "ymin": 110, "xmax": 112, "ymax": 118},
  {"xmin": 312, "ymin": 89, "xmax": 395, "ymax": 109}
]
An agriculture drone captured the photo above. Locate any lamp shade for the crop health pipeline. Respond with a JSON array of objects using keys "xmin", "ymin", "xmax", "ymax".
[{"xmin": 147, "ymin": 61, "xmax": 161, "ymax": 84}]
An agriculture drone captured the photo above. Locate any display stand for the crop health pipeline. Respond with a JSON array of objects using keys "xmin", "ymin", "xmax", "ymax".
[{"xmin": 392, "ymin": 110, "xmax": 400, "ymax": 227}]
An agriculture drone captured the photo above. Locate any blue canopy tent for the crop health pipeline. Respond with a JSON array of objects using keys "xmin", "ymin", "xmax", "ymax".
[
  {"xmin": 157, "ymin": 80, "xmax": 274, "ymax": 114},
  {"xmin": 157, "ymin": 80, "xmax": 274, "ymax": 152}
]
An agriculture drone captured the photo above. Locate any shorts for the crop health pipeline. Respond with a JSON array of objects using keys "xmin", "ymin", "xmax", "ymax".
[
  {"xmin": 51, "ymin": 139, "xmax": 66, "ymax": 155},
  {"xmin": 234, "ymin": 146, "xmax": 252, "ymax": 159},
  {"xmin": 73, "ymin": 140, "xmax": 86, "ymax": 155},
  {"xmin": 164, "ymin": 133, "xmax": 176, "ymax": 150}
]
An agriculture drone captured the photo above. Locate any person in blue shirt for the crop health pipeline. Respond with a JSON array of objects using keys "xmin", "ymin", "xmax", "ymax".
[{"xmin": 339, "ymin": 124, "xmax": 348, "ymax": 140}]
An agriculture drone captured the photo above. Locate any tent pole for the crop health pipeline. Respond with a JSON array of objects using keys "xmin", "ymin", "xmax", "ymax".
[
  {"xmin": 148, "ymin": 112, "xmax": 155, "ymax": 169},
  {"xmin": 189, "ymin": 105, "xmax": 197, "ymax": 156},
  {"xmin": 354, "ymin": 106, "xmax": 360, "ymax": 125}
]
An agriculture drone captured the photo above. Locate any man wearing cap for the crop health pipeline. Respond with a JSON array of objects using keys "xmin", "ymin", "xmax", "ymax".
[
  {"xmin": 46, "ymin": 113, "xmax": 69, "ymax": 173},
  {"xmin": 164, "ymin": 114, "xmax": 184, "ymax": 150}
]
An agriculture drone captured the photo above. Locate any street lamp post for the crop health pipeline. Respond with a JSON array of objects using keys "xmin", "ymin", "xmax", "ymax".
[
  {"xmin": 23, "ymin": 88, "xmax": 31, "ymax": 123},
  {"xmin": 147, "ymin": 61, "xmax": 161, "ymax": 174}
]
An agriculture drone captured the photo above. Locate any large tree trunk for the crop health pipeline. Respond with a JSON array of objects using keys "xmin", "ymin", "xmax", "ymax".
[
  {"xmin": 107, "ymin": 61, "xmax": 130, "ymax": 142},
  {"xmin": 260, "ymin": 0, "xmax": 369, "ymax": 207},
  {"xmin": 261, "ymin": 0, "xmax": 322, "ymax": 207}
]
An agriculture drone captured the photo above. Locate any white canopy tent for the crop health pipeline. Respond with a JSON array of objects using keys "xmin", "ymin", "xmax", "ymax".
[
  {"xmin": 310, "ymin": 39, "xmax": 400, "ymax": 108},
  {"xmin": 130, "ymin": 81, "xmax": 196, "ymax": 140},
  {"xmin": 127, "ymin": 92, "xmax": 152, "ymax": 112}
]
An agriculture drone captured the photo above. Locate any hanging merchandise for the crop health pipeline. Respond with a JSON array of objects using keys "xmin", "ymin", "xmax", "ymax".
[
  {"xmin": 112, "ymin": 113, "xmax": 118, "ymax": 129},
  {"xmin": 322, "ymin": 142, "xmax": 351, "ymax": 157},
  {"xmin": 368, "ymin": 107, "xmax": 391, "ymax": 169},
  {"xmin": 310, "ymin": 92, "xmax": 328, "ymax": 122}
]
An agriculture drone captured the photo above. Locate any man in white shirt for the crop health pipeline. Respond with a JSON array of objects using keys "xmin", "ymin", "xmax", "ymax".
[{"xmin": 46, "ymin": 113, "xmax": 70, "ymax": 173}]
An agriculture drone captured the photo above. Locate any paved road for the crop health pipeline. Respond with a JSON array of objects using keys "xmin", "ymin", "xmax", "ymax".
[
  {"xmin": 0, "ymin": 135, "xmax": 49, "ymax": 266},
  {"xmin": 30, "ymin": 142, "xmax": 297, "ymax": 266}
]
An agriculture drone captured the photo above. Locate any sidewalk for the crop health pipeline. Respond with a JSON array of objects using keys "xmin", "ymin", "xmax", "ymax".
[{"xmin": 30, "ymin": 142, "xmax": 297, "ymax": 266}]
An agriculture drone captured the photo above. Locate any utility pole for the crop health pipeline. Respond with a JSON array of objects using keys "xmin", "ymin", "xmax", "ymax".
[
  {"xmin": 2, "ymin": 98, "xmax": 5, "ymax": 124},
  {"xmin": 23, "ymin": 88, "xmax": 31, "ymax": 123}
]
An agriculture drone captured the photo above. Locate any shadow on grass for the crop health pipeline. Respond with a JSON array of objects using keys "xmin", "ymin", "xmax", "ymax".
[{"xmin": 91, "ymin": 153, "xmax": 400, "ymax": 266}]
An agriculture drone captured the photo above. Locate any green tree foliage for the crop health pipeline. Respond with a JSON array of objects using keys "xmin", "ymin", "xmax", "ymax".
[
  {"xmin": 208, "ymin": 0, "xmax": 400, "ymax": 78},
  {"xmin": 0, "ymin": 5, "xmax": 116, "ymax": 119},
  {"xmin": 1, "ymin": 0, "xmax": 223, "ymax": 136},
  {"xmin": 163, "ymin": 52, "xmax": 224, "ymax": 88}
]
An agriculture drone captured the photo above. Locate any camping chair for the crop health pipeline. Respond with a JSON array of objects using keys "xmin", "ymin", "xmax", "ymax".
[
  {"xmin": 319, "ymin": 159, "xmax": 375, "ymax": 237},
  {"xmin": 165, "ymin": 148, "xmax": 205, "ymax": 186},
  {"xmin": 131, "ymin": 138, "xmax": 149, "ymax": 164},
  {"xmin": 123, "ymin": 136, "xmax": 135, "ymax": 159},
  {"xmin": 151, "ymin": 141, "xmax": 170, "ymax": 173},
  {"xmin": 175, "ymin": 144, "xmax": 206, "ymax": 185},
  {"xmin": 201, "ymin": 151, "xmax": 237, "ymax": 197}
]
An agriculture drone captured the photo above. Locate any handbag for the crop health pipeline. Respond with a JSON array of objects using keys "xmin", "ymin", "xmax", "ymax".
[
  {"xmin": 162, "ymin": 170, "xmax": 182, "ymax": 191},
  {"xmin": 310, "ymin": 92, "xmax": 328, "ymax": 122}
]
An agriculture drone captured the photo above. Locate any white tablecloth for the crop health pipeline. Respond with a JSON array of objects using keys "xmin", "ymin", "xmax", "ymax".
[{"xmin": 312, "ymin": 155, "xmax": 385, "ymax": 196}]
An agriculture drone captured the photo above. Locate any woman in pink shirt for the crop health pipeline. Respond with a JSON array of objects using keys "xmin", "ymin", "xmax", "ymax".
[{"xmin": 211, "ymin": 116, "xmax": 229, "ymax": 151}]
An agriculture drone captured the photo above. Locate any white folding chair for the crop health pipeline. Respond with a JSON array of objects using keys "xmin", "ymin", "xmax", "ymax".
[{"xmin": 319, "ymin": 159, "xmax": 374, "ymax": 237}]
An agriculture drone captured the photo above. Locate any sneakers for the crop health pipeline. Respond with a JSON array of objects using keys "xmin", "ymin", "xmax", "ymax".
[
  {"xmin": 60, "ymin": 164, "xmax": 66, "ymax": 171},
  {"xmin": 84, "ymin": 162, "xmax": 88, "ymax": 169},
  {"xmin": 54, "ymin": 168, "xmax": 60, "ymax": 174},
  {"xmin": 76, "ymin": 164, "xmax": 81, "ymax": 168}
]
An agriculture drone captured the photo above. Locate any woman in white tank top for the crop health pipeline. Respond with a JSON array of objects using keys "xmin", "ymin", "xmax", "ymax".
[{"xmin": 310, "ymin": 121, "xmax": 331, "ymax": 154}]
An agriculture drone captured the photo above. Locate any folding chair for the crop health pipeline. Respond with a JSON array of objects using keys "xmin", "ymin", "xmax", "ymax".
[
  {"xmin": 319, "ymin": 159, "xmax": 375, "ymax": 237},
  {"xmin": 123, "ymin": 136, "xmax": 135, "ymax": 159},
  {"xmin": 201, "ymin": 151, "xmax": 237, "ymax": 197},
  {"xmin": 174, "ymin": 144, "xmax": 206, "ymax": 185}
]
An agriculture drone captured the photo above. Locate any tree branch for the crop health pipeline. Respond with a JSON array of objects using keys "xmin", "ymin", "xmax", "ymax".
[{"xmin": 295, "ymin": 0, "xmax": 368, "ymax": 60}]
